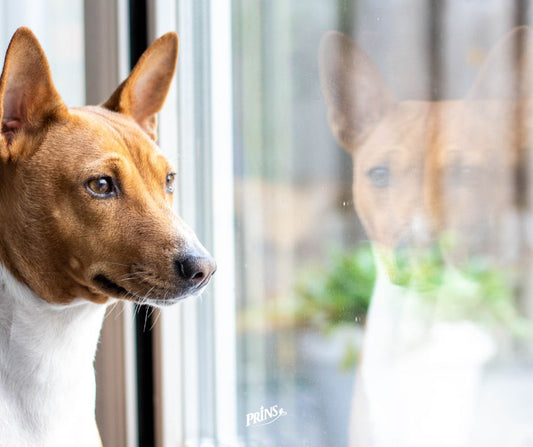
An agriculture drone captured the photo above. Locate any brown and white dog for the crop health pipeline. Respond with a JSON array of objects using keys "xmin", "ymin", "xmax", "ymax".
[
  {"xmin": 0, "ymin": 28, "xmax": 215, "ymax": 446},
  {"xmin": 320, "ymin": 29, "xmax": 531, "ymax": 446}
]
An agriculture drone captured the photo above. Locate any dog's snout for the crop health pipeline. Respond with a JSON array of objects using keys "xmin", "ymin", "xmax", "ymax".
[{"xmin": 175, "ymin": 254, "xmax": 216, "ymax": 286}]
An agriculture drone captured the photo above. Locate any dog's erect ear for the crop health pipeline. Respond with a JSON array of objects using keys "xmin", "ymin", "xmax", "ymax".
[
  {"xmin": 467, "ymin": 27, "xmax": 533, "ymax": 153},
  {"xmin": 104, "ymin": 32, "xmax": 178, "ymax": 141},
  {"xmin": 468, "ymin": 26, "xmax": 532, "ymax": 101},
  {"xmin": 319, "ymin": 31, "xmax": 395, "ymax": 153},
  {"xmin": 0, "ymin": 27, "xmax": 67, "ymax": 161}
]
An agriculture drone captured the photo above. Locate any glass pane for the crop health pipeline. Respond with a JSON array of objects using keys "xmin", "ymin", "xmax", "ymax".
[
  {"xmin": 232, "ymin": 1, "xmax": 533, "ymax": 446},
  {"xmin": 0, "ymin": 0, "xmax": 85, "ymax": 106}
]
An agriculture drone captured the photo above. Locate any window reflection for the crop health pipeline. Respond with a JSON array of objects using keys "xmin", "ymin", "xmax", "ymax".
[
  {"xmin": 233, "ymin": 1, "xmax": 533, "ymax": 446},
  {"xmin": 320, "ymin": 25, "xmax": 532, "ymax": 446}
]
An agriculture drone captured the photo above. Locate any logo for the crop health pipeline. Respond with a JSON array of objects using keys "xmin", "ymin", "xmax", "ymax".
[{"xmin": 246, "ymin": 404, "xmax": 287, "ymax": 427}]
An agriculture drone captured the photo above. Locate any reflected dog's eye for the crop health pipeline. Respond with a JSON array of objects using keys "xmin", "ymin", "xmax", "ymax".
[
  {"xmin": 447, "ymin": 164, "xmax": 481, "ymax": 187},
  {"xmin": 166, "ymin": 172, "xmax": 176, "ymax": 193},
  {"xmin": 85, "ymin": 176, "xmax": 117, "ymax": 198},
  {"xmin": 366, "ymin": 166, "xmax": 390, "ymax": 188}
]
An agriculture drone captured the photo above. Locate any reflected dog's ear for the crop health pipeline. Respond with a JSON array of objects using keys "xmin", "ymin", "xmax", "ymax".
[
  {"xmin": 468, "ymin": 26, "xmax": 532, "ymax": 101},
  {"xmin": 0, "ymin": 27, "xmax": 67, "ymax": 161},
  {"xmin": 318, "ymin": 31, "xmax": 396, "ymax": 153},
  {"xmin": 467, "ymin": 26, "xmax": 533, "ymax": 156},
  {"xmin": 104, "ymin": 32, "xmax": 178, "ymax": 141}
]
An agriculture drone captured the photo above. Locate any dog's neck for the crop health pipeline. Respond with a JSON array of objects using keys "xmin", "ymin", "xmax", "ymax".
[{"xmin": 0, "ymin": 264, "xmax": 107, "ymax": 447}]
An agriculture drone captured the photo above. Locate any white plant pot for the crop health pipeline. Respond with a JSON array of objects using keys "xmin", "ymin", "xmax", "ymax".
[{"xmin": 356, "ymin": 277, "xmax": 496, "ymax": 447}]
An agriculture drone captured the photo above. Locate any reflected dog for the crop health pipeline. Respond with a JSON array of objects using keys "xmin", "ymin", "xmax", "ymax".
[{"xmin": 319, "ymin": 28, "xmax": 531, "ymax": 446}]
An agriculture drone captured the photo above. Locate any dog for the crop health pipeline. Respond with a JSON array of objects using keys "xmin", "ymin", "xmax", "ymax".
[
  {"xmin": 320, "ymin": 28, "xmax": 531, "ymax": 446},
  {"xmin": 0, "ymin": 28, "xmax": 216, "ymax": 447}
]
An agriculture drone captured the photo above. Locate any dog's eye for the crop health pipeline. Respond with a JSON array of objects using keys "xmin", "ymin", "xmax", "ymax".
[
  {"xmin": 86, "ymin": 176, "xmax": 117, "ymax": 198},
  {"xmin": 166, "ymin": 172, "xmax": 176, "ymax": 193},
  {"xmin": 367, "ymin": 166, "xmax": 390, "ymax": 188}
]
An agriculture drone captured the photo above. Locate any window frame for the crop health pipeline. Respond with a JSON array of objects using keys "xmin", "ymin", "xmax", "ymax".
[{"xmin": 151, "ymin": 0, "xmax": 238, "ymax": 445}]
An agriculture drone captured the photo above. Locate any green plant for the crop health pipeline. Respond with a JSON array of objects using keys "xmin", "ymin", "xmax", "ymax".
[
  {"xmin": 294, "ymin": 243, "xmax": 376, "ymax": 329},
  {"xmin": 294, "ymin": 239, "xmax": 530, "ymax": 338},
  {"xmin": 291, "ymin": 241, "xmax": 531, "ymax": 371},
  {"xmin": 379, "ymin": 243, "xmax": 530, "ymax": 337}
]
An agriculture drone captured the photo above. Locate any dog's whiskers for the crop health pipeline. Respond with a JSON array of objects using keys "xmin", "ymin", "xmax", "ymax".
[
  {"xmin": 117, "ymin": 270, "xmax": 151, "ymax": 281},
  {"xmin": 149, "ymin": 309, "xmax": 161, "ymax": 331}
]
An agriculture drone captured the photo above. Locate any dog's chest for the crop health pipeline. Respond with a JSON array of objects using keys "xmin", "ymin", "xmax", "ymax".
[{"xmin": 0, "ymin": 266, "xmax": 106, "ymax": 447}]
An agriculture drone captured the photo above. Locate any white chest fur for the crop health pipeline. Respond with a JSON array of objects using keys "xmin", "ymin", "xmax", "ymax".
[
  {"xmin": 356, "ymin": 261, "xmax": 495, "ymax": 447},
  {"xmin": 0, "ymin": 265, "xmax": 107, "ymax": 447}
]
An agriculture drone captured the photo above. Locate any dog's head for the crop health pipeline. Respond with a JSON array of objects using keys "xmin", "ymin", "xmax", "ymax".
[
  {"xmin": 319, "ymin": 30, "xmax": 531, "ymax": 261},
  {"xmin": 0, "ymin": 27, "xmax": 216, "ymax": 306}
]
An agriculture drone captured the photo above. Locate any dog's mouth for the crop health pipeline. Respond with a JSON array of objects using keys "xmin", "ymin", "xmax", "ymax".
[
  {"xmin": 90, "ymin": 254, "xmax": 216, "ymax": 305},
  {"xmin": 92, "ymin": 273, "xmax": 205, "ymax": 306},
  {"xmin": 93, "ymin": 274, "xmax": 132, "ymax": 298}
]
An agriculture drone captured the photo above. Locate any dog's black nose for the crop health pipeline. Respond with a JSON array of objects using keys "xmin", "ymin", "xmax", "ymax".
[{"xmin": 175, "ymin": 254, "xmax": 216, "ymax": 286}]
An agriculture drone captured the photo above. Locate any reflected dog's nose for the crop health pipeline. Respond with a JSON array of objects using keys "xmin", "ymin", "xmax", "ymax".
[{"xmin": 175, "ymin": 254, "xmax": 217, "ymax": 286}]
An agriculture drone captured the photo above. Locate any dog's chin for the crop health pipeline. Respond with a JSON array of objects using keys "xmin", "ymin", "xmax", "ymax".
[{"xmin": 92, "ymin": 274, "xmax": 205, "ymax": 307}]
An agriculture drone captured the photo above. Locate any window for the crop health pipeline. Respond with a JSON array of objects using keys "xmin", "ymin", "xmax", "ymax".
[
  {"xmin": 0, "ymin": 0, "xmax": 85, "ymax": 106},
  {"xmin": 150, "ymin": 1, "xmax": 533, "ymax": 446}
]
